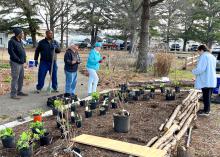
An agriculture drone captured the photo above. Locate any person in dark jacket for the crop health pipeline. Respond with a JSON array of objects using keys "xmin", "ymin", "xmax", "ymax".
[
  {"xmin": 34, "ymin": 30, "xmax": 61, "ymax": 93},
  {"xmin": 64, "ymin": 44, "xmax": 81, "ymax": 96},
  {"xmin": 8, "ymin": 28, "xmax": 28, "ymax": 99}
]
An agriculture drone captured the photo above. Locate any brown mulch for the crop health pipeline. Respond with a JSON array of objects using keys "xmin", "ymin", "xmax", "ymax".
[{"xmin": 0, "ymin": 92, "xmax": 187, "ymax": 157}]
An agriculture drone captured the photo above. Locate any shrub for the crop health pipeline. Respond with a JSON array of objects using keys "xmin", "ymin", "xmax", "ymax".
[
  {"xmin": 154, "ymin": 53, "xmax": 174, "ymax": 77},
  {"xmin": 16, "ymin": 131, "xmax": 32, "ymax": 150}
]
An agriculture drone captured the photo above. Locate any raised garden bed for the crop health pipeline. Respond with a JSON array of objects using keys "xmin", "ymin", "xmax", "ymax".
[{"xmin": 0, "ymin": 87, "xmax": 199, "ymax": 157}]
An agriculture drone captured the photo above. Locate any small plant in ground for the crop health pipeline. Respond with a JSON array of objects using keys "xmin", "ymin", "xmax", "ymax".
[
  {"xmin": 16, "ymin": 131, "xmax": 33, "ymax": 150},
  {"xmin": 35, "ymin": 129, "xmax": 47, "ymax": 136},
  {"xmin": 3, "ymin": 76, "xmax": 11, "ymax": 83},
  {"xmin": 30, "ymin": 121, "xmax": 44, "ymax": 130},
  {"xmin": 114, "ymin": 109, "xmax": 130, "ymax": 117},
  {"xmin": 173, "ymin": 80, "xmax": 181, "ymax": 87},
  {"xmin": 91, "ymin": 92, "xmax": 100, "ymax": 102},
  {"xmin": 160, "ymin": 83, "xmax": 165, "ymax": 88},
  {"xmin": 0, "ymin": 128, "xmax": 14, "ymax": 139},
  {"xmin": 54, "ymin": 99, "xmax": 64, "ymax": 111}
]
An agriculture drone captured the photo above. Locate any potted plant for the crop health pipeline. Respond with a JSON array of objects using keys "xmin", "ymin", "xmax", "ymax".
[
  {"xmin": 101, "ymin": 98, "xmax": 109, "ymax": 111},
  {"xmin": 16, "ymin": 131, "xmax": 33, "ymax": 157},
  {"xmin": 160, "ymin": 83, "xmax": 165, "ymax": 93},
  {"xmin": 31, "ymin": 109, "xmax": 43, "ymax": 122},
  {"xmin": 30, "ymin": 121, "xmax": 44, "ymax": 134},
  {"xmin": 75, "ymin": 114, "xmax": 82, "ymax": 128},
  {"xmin": 71, "ymin": 103, "xmax": 77, "ymax": 112},
  {"xmin": 80, "ymin": 100, "xmax": 86, "ymax": 107},
  {"xmin": 174, "ymin": 80, "xmax": 181, "ymax": 93},
  {"xmin": 103, "ymin": 93, "xmax": 109, "ymax": 100},
  {"xmin": 139, "ymin": 88, "xmax": 145, "ymax": 95},
  {"xmin": 113, "ymin": 109, "xmax": 130, "ymax": 133},
  {"xmin": 99, "ymin": 107, "xmax": 106, "ymax": 116},
  {"xmin": 166, "ymin": 89, "xmax": 176, "ymax": 101},
  {"xmin": 150, "ymin": 85, "xmax": 155, "ymax": 93},
  {"xmin": 47, "ymin": 96, "xmax": 57, "ymax": 107},
  {"xmin": 85, "ymin": 106, "xmax": 92, "ymax": 118},
  {"xmin": 36, "ymin": 129, "xmax": 50, "ymax": 146},
  {"xmin": 120, "ymin": 83, "xmax": 128, "ymax": 92},
  {"xmin": 0, "ymin": 128, "xmax": 15, "ymax": 148},
  {"xmin": 53, "ymin": 99, "xmax": 66, "ymax": 118},
  {"xmin": 111, "ymin": 99, "xmax": 118, "ymax": 109},
  {"xmin": 89, "ymin": 92, "xmax": 100, "ymax": 110}
]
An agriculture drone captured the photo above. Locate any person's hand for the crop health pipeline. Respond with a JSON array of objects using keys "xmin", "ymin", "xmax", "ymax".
[
  {"xmin": 102, "ymin": 56, "xmax": 106, "ymax": 60},
  {"xmin": 35, "ymin": 60, "xmax": 38, "ymax": 67},
  {"xmin": 76, "ymin": 61, "xmax": 81, "ymax": 64},
  {"xmin": 192, "ymin": 78, "xmax": 195, "ymax": 81},
  {"xmin": 99, "ymin": 60, "xmax": 103, "ymax": 63},
  {"xmin": 72, "ymin": 60, "xmax": 77, "ymax": 64}
]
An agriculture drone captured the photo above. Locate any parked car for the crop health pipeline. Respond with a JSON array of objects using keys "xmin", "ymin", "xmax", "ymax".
[
  {"xmin": 211, "ymin": 47, "xmax": 220, "ymax": 71},
  {"xmin": 120, "ymin": 42, "xmax": 131, "ymax": 50},
  {"xmin": 188, "ymin": 45, "xmax": 198, "ymax": 51},
  {"xmin": 26, "ymin": 38, "xmax": 33, "ymax": 45},
  {"xmin": 170, "ymin": 44, "xmax": 180, "ymax": 51},
  {"xmin": 74, "ymin": 40, "xmax": 89, "ymax": 49}
]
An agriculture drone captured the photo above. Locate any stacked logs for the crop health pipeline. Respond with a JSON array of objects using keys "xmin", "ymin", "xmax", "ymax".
[{"xmin": 147, "ymin": 90, "xmax": 202, "ymax": 154}]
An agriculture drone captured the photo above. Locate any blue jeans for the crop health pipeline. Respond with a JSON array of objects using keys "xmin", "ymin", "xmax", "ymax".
[
  {"xmin": 36, "ymin": 61, "xmax": 58, "ymax": 90},
  {"xmin": 65, "ymin": 71, "xmax": 77, "ymax": 95}
]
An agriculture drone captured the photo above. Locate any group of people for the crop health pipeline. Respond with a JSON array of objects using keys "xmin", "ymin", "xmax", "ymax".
[
  {"xmin": 7, "ymin": 28, "xmax": 217, "ymax": 117},
  {"xmin": 8, "ymin": 28, "xmax": 105, "ymax": 99}
]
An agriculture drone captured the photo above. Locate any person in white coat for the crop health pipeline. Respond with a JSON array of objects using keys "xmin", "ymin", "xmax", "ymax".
[{"xmin": 192, "ymin": 45, "xmax": 217, "ymax": 116}]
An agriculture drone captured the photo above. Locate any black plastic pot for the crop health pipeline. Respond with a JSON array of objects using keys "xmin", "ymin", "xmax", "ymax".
[
  {"xmin": 111, "ymin": 102, "xmax": 118, "ymax": 109},
  {"xmin": 40, "ymin": 132, "xmax": 50, "ymax": 146},
  {"xmin": 80, "ymin": 100, "xmax": 86, "ymax": 107},
  {"xmin": 175, "ymin": 86, "xmax": 180, "ymax": 93},
  {"xmin": 47, "ymin": 96, "xmax": 56, "ymax": 107},
  {"xmin": 64, "ymin": 97, "xmax": 71, "ymax": 105},
  {"xmin": 71, "ymin": 104, "xmax": 76, "ymax": 112},
  {"xmin": 140, "ymin": 89, "xmax": 145, "ymax": 95},
  {"xmin": 143, "ymin": 94, "xmax": 150, "ymax": 101},
  {"xmin": 58, "ymin": 112, "xmax": 66, "ymax": 119},
  {"xmin": 166, "ymin": 94, "xmax": 176, "ymax": 101},
  {"xmin": 99, "ymin": 108, "xmax": 106, "ymax": 116},
  {"xmin": 85, "ymin": 110, "xmax": 92, "ymax": 118},
  {"xmin": 149, "ymin": 92, "xmax": 155, "ymax": 99},
  {"xmin": 113, "ymin": 114, "xmax": 130, "ymax": 133},
  {"xmin": 120, "ymin": 84, "xmax": 128, "ymax": 92},
  {"xmin": 150, "ymin": 88, "xmax": 155, "ymax": 93},
  {"xmin": 132, "ymin": 96, "xmax": 138, "ymax": 101},
  {"xmin": 52, "ymin": 108, "xmax": 58, "ymax": 116},
  {"xmin": 31, "ymin": 127, "xmax": 43, "ymax": 134},
  {"xmin": 1, "ymin": 136, "xmax": 15, "ymax": 148},
  {"xmin": 160, "ymin": 87, "xmax": 165, "ymax": 93},
  {"xmin": 102, "ymin": 105, "xmax": 109, "ymax": 111},
  {"xmin": 135, "ymin": 91, "xmax": 141, "ymax": 96},
  {"xmin": 57, "ymin": 121, "xmax": 61, "ymax": 128},
  {"xmin": 90, "ymin": 101, "xmax": 98, "ymax": 110},
  {"xmin": 19, "ymin": 147, "xmax": 32, "ymax": 157},
  {"xmin": 71, "ymin": 116, "xmax": 75, "ymax": 123},
  {"xmin": 72, "ymin": 147, "xmax": 81, "ymax": 155},
  {"xmin": 76, "ymin": 120, "xmax": 82, "ymax": 128}
]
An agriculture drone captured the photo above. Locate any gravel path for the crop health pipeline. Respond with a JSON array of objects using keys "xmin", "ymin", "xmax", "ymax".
[{"xmin": 0, "ymin": 60, "xmax": 88, "ymax": 124}]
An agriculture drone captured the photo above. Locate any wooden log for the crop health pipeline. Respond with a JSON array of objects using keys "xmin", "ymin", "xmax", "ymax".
[
  {"xmin": 178, "ymin": 102, "xmax": 196, "ymax": 121},
  {"xmin": 176, "ymin": 114, "xmax": 195, "ymax": 141},
  {"xmin": 146, "ymin": 136, "xmax": 158, "ymax": 147},
  {"xmin": 164, "ymin": 105, "xmax": 182, "ymax": 131},
  {"xmin": 159, "ymin": 123, "xmax": 165, "ymax": 132},
  {"xmin": 158, "ymin": 136, "xmax": 174, "ymax": 150},
  {"xmin": 182, "ymin": 90, "xmax": 195, "ymax": 104},
  {"xmin": 162, "ymin": 138, "xmax": 177, "ymax": 152},
  {"xmin": 177, "ymin": 146, "xmax": 195, "ymax": 157},
  {"xmin": 186, "ymin": 126, "xmax": 193, "ymax": 148},
  {"xmin": 179, "ymin": 106, "xmax": 195, "ymax": 128},
  {"xmin": 152, "ymin": 124, "xmax": 180, "ymax": 148}
]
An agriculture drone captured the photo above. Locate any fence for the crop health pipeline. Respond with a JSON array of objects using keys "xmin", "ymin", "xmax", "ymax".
[{"xmin": 183, "ymin": 54, "xmax": 199, "ymax": 70}]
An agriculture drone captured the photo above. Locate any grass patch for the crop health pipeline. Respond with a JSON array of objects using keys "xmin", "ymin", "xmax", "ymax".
[
  {"xmin": 0, "ymin": 63, "xmax": 10, "ymax": 69},
  {"xmin": 3, "ymin": 76, "xmax": 11, "ymax": 83},
  {"xmin": 169, "ymin": 69, "xmax": 194, "ymax": 80}
]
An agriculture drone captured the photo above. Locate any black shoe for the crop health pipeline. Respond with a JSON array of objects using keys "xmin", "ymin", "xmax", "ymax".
[
  {"xmin": 17, "ymin": 92, "xmax": 28, "ymax": 96},
  {"xmin": 11, "ymin": 96, "xmax": 21, "ymax": 99},
  {"xmin": 35, "ymin": 90, "xmax": 41, "ymax": 94},
  {"xmin": 197, "ymin": 110, "xmax": 210, "ymax": 116},
  {"xmin": 52, "ymin": 89, "xmax": 59, "ymax": 93},
  {"xmin": 64, "ymin": 93, "xmax": 71, "ymax": 97}
]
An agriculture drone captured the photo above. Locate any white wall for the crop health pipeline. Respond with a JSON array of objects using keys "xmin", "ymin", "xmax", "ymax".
[{"xmin": 0, "ymin": 33, "xmax": 8, "ymax": 48}]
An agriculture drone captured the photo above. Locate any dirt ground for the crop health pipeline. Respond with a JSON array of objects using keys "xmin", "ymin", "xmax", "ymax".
[{"xmin": 0, "ymin": 92, "xmax": 187, "ymax": 157}]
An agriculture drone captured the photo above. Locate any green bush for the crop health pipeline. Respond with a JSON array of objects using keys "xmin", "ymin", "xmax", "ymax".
[{"xmin": 0, "ymin": 128, "xmax": 14, "ymax": 139}]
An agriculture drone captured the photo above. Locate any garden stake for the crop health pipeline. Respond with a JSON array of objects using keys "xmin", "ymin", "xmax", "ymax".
[{"xmin": 47, "ymin": 47, "xmax": 56, "ymax": 94}]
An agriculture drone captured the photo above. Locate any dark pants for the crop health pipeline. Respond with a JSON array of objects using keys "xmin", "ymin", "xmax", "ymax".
[
  {"xmin": 202, "ymin": 88, "xmax": 213, "ymax": 112},
  {"xmin": 10, "ymin": 61, "xmax": 24, "ymax": 97},
  {"xmin": 36, "ymin": 60, "xmax": 58, "ymax": 90}
]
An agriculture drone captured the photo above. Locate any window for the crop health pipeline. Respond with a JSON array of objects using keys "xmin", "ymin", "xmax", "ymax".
[{"xmin": 0, "ymin": 38, "xmax": 2, "ymax": 45}]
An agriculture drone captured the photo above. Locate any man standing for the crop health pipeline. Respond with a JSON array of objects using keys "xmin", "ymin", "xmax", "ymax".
[
  {"xmin": 34, "ymin": 30, "xmax": 61, "ymax": 93},
  {"xmin": 8, "ymin": 28, "xmax": 28, "ymax": 99}
]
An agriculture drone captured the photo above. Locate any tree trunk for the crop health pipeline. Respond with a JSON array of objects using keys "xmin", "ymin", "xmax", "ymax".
[
  {"xmin": 91, "ymin": 25, "xmax": 98, "ymax": 47},
  {"xmin": 60, "ymin": 15, "xmax": 64, "ymax": 48},
  {"xmin": 30, "ymin": 30, "xmax": 37, "ymax": 48},
  {"xmin": 129, "ymin": 29, "xmax": 136, "ymax": 54},
  {"xmin": 136, "ymin": 0, "xmax": 150, "ymax": 72},
  {"xmin": 124, "ymin": 38, "xmax": 128, "ymax": 51},
  {"xmin": 183, "ymin": 38, "xmax": 188, "ymax": 52}
]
